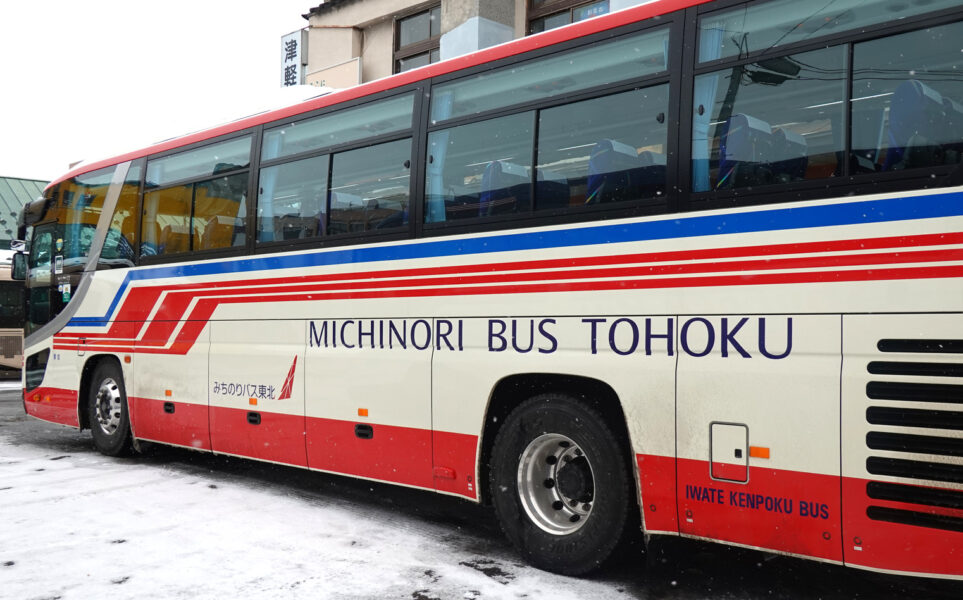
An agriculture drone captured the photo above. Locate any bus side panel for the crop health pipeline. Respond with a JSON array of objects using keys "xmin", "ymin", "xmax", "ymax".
[
  {"xmin": 676, "ymin": 314, "xmax": 842, "ymax": 562},
  {"xmin": 304, "ymin": 317, "xmax": 433, "ymax": 487},
  {"xmin": 841, "ymin": 313, "xmax": 963, "ymax": 578},
  {"xmin": 208, "ymin": 320, "xmax": 307, "ymax": 467},
  {"xmin": 22, "ymin": 337, "xmax": 80, "ymax": 428},
  {"xmin": 130, "ymin": 323, "xmax": 211, "ymax": 450}
]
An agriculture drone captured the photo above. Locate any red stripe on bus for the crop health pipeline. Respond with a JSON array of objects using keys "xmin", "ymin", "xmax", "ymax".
[
  {"xmin": 23, "ymin": 387, "xmax": 79, "ymax": 428},
  {"xmin": 71, "ymin": 245, "xmax": 963, "ymax": 345},
  {"xmin": 128, "ymin": 396, "xmax": 212, "ymax": 451},
  {"xmin": 54, "ymin": 262, "xmax": 963, "ymax": 355},
  {"xmin": 432, "ymin": 429, "xmax": 480, "ymax": 499},
  {"xmin": 57, "ymin": 231, "xmax": 963, "ymax": 343},
  {"xmin": 305, "ymin": 415, "xmax": 435, "ymax": 490},
  {"xmin": 210, "ymin": 405, "xmax": 307, "ymax": 467},
  {"xmin": 841, "ymin": 477, "xmax": 963, "ymax": 577}
]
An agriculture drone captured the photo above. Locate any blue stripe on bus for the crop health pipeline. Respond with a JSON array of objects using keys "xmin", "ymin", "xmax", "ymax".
[{"xmin": 66, "ymin": 191, "xmax": 963, "ymax": 327}]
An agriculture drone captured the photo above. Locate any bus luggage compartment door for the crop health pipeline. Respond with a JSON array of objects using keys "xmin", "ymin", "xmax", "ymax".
[
  {"xmin": 676, "ymin": 314, "xmax": 842, "ymax": 562},
  {"xmin": 841, "ymin": 314, "xmax": 963, "ymax": 578}
]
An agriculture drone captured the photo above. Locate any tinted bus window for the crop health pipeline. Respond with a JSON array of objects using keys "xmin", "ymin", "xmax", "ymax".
[
  {"xmin": 257, "ymin": 155, "xmax": 329, "ymax": 243},
  {"xmin": 851, "ymin": 20, "xmax": 963, "ymax": 174},
  {"xmin": 194, "ymin": 174, "xmax": 248, "ymax": 251},
  {"xmin": 699, "ymin": 0, "xmax": 962, "ymax": 62},
  {"xmin": 141, "ymin": 174, "xmax": 248, "ymax": 256},
  {"xmin": 692, "ymin": 46, "xmax": 846, "ymax": 192},
  {"xmin": 262, "ymin": 93, "xmax": 414, "ymax": 161},
  {"xmin": 56, "ymin": 166, "xmax": 116, "ymax": 266},
  {"xmin": 430, "ymin": 28, "xmax": 669, "ymax": 123},
  {"xmin": 536, "ymin": 85, "xmax": 668, "ymax": 209},
  {"xmin": 425, "ymin": 112, "xmax": 534, "ymax": 223},
  {"xmin": 146, "ymin": 136, "xmax": 251, "ymax": 187},
  {"xmin": 142, "ymin": 185, "xmax": 192, "ymax": 256},
  {"xmin": 100, "ymin": 162, "xmax": 142, "ymax": 268},
  {"xmin": 328, "ymin": 139, "xmax": 411, "ymax": 234}
]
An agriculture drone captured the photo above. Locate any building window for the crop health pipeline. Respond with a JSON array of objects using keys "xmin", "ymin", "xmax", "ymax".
[
  {"xmin": 529, "ymin": 0, "xmax": 609, "ymax": 34},
  {"xmin": 395, "ymin": 5, "xmax": 441, "ymax": 74}
]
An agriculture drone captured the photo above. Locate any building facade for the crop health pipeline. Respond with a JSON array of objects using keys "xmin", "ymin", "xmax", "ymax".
[{"xmin": 300, "ymin": 0, "xmax": 649, "ymax": 88}]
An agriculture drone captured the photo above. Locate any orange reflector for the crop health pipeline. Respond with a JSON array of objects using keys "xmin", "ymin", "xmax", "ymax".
[
  {"xmin": 44, "ymin": 395, "xmax": 51, "ymax": 403},
  {"xmin": 358, "ymin": 408, "xmax": 368, "ymax": 417},
  {"xmin": 749, "ymin": 446, "xmax": 770, "ymax": 459},
  {"xmin": 124, "ymin": 355, "xmax": 132, "ymax": 364},
  {"xmin": 249, "ymin": 398, "xmax": 257, "ymax": 406},
  {"xmin": 165, "ymin": 390, "xmax": 172, "ymax": 397}
]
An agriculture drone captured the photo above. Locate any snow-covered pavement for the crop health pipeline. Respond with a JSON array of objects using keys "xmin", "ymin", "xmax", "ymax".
[
  {"xmin": 2, "ymin": 388, "xmax": 959, "ymax": 599},
  {"xmin": 0, "ymin": 389, "xmax": 640, "ymax": 600}
]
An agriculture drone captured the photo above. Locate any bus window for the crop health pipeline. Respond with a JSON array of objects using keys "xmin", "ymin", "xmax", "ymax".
[
  {"xmin": 194, "ymin": 174, "xmax": 248, "ymax": 251},
  {"xmin": 535, "ymin": 85, "xmax": 669, "ymax": 210},
  {"xmin": 25, "ymin": 223, "xmax": 53, "ymax": 335},
  {"xmin": 327, "ymin": 139, "xmax": 411, "ymax": 234},
  {"xmin": 430, "ymin": 28, "xmax": 669, "ymax": 123},
  {"xmin": 692, "ymin": 46, "xmax": 846, "ymax": 192},
  {"xmin": 262, "ymin": 93, "xmax": 414, "ymax": 161},
  {"xmin": 55, "ymin": 166, "xmax": 115, "ymax": 268},
  {"xmin": 99, "ymin": 162, "xmax": 142, "ymax": 268},
  {"xmin": 142, "ymin": 185, "xmax": 192, "ymax": 256},
  {"xmin": 425, "ymin": 112, "xmax": 534, "ymax": 223},
  {"xmin": 257, "ymin": 154, "xmax": 329, "ymax": 243},
  {"xmin": 146, "ymin": 136, "xmax": 251, "ymax": 188},
  {"xmin": 851, "ymin": 20, "xmax": 963, "ymax": 174},
  {"xmin": 698, "ymin": 0, "xmax": 963, "ymax": 62}
]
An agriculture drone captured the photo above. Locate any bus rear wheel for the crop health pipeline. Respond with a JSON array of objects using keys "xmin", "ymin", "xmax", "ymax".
[
  {"xmin": 489, "ymin": 393, "xmax": 636, "ymax": 576},
  {"xmin": 88, "ymin": 361, "xmax": 133, "ymax": 457}
]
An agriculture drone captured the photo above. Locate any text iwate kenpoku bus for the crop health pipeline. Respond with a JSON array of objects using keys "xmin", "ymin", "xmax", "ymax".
[{"xmin": 14, "ymin": 0, "xmax": 963, "ymax": 580}]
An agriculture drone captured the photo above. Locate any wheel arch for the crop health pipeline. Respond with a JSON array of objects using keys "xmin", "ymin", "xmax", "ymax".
[
  {"xmin": 478, "ymin": 373, "xmax": 637, "ymax": 507},
  {"xmin": 78, "ymin": 354, "xmax": 124, "ymax": 431}
]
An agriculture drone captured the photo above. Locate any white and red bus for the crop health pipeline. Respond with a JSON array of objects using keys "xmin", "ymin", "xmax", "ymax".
[{"xmin": 15, "ymin": 0, "xmax": 963, "ymax": 579}]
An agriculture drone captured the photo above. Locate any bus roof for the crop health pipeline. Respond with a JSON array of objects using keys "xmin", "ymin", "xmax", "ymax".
[{"xmin": 47, "ymin": 0, "xmax": 707, "ymax": 191}]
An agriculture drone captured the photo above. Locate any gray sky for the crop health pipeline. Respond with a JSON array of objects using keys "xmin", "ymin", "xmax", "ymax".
[{"xmin": 1, "ymin": 1, "xmax": 317, "ymax": 182}]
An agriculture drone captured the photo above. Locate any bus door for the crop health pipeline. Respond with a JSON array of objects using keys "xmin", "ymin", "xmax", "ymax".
[
  {"xmin": 841, "ymin": 314, "xmax": 963, "ymax": 578},
  {"xmin": 675, "ymin": 314, "xmax": 843, "ymax": 562},
  {"xmin": 208, "ymin": 319, "xmax": 307, "ymax": 466},
  {"xmin": 303, "ymin": 318, "xmax": 433, "ymax": 489}
]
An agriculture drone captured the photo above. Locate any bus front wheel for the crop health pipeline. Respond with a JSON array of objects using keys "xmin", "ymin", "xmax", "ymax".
[
  {"xmin": 88, "ymin": 361, "xmax": 133, "ymax": 457},
  {"xmin": 489, "ymin": 393, "xmax": 636, "ymax": 576}
]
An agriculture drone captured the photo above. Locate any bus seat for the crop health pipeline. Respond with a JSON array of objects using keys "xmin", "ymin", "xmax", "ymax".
[
  {"xmin": 200, "ymin": 216, "xmax": 236, "ymax": 250},
  {"xmin": 884, "ymin": 80, "xmax": 944, "ymax": 170},
  {"xmin": 479, "ymin": 160, "xmax": 530, "ymax": 216},
  {"xmin": 586, "ymin": 139, "xmax": 641, "ymax": 204},
  {"xmin": 637, "ymin": 150, "xmax": 667, "ymax": 198},
  {"xmin": 717, "ymin": 113, "xmax": 773, "ymax": 188},
  {"xmin": 535, "ymin": 167, "xmax": 570, "ymax": 210},
  {"xmin": 771, "ymin": 128, "xmax": 808, "ymax": 182}
]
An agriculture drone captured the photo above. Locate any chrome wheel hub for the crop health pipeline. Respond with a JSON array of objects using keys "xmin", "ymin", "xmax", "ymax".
[
  {"xmin": 517, "ymin": 433, "xmax": 595, "ymax": 535},
  {"xmin": 94, "ymin": 378, "xmax": 122, "ymax": 436}
]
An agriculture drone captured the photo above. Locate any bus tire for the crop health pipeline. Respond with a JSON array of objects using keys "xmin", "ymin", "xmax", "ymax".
[
  {"xmin": 88, "ymin": 361, "xmax": 133, "ymax": 457},
  {"xmin": 489, "ymin": 393, "xmax": 635, "ymax": 576}
]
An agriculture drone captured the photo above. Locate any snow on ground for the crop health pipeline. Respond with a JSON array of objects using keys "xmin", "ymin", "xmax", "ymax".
[{"xmin": 0, "ymin": 394, "xmax": 637, "ymax": 600}]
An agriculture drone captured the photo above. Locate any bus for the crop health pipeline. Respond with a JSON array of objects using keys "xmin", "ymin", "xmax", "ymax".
[
  {"xmin": 14, "ymin": 0, "xmax": 963, "ymax": 580},
  {"xmin": 0, "ymin": 251, "xmax": 24, "ymax": 378}
]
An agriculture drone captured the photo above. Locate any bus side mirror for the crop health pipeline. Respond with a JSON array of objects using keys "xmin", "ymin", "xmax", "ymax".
[{"xmin": 11, "ymin": 252, "xmax": 26, "ymax": 281}]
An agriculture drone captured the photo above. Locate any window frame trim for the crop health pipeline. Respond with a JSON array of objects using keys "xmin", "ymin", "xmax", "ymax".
[{"xmin": 393, "ymin": 3, "xmax": 442, "ymax": 74}]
